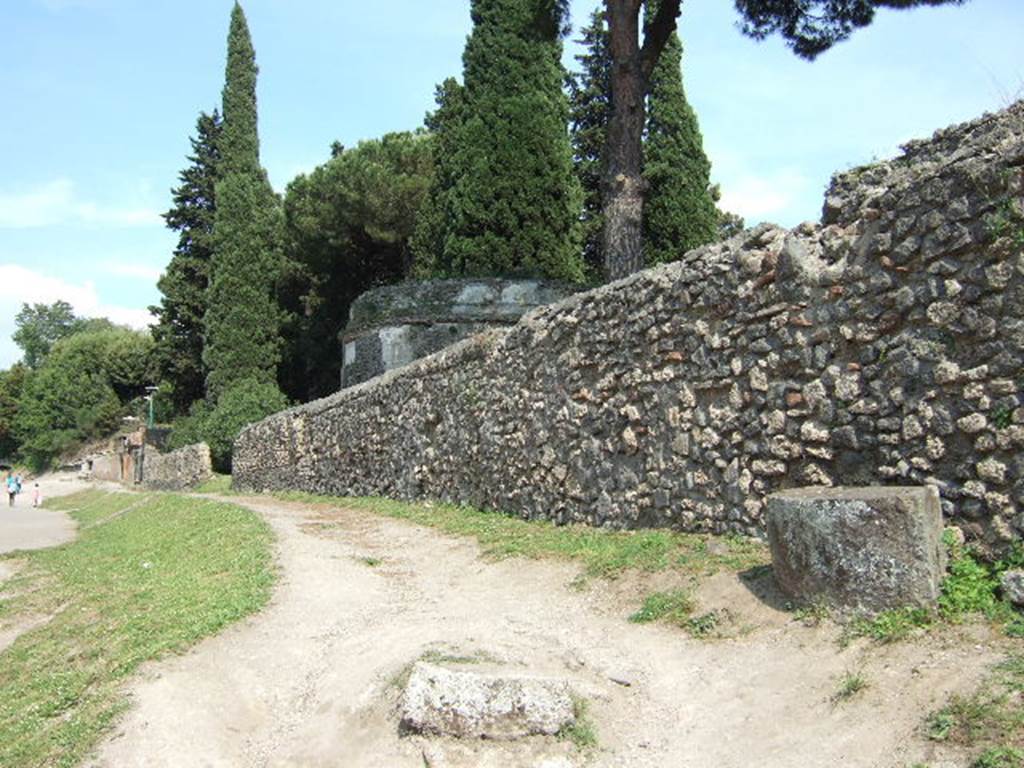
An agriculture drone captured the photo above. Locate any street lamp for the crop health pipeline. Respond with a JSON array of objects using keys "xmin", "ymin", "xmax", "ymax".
[{"xmin": 144, "ymin": 386, "xmax": 159, "ymax": 429}]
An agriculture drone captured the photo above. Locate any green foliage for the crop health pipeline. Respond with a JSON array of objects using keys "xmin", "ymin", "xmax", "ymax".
[
  {"xmin": 734, "ymin": 0, "xmax": 968, "ymax": 60},
  {"xmin": 642, "ymin": 3, "xmax": 718, "ymax": 265},
  {"xmin": 568, "ymin": 3, "xmax": 720, "ymax": 276},
  {"xmin": 566, "ymin": 8, "xmax": 610, "ymax": 278},
  {"xmin": 420, "ymin": 0, "xmax": 585, "ymax": 281},
  {"xmin": 974, "ymin": 749, "xmax": 1024, "ymax": 768},
  {"xmin": 204, "ymin": 172, "xmax": 284, "ymax": 399},
  {"xmin": 558, "ymin": 695, "xmax": 598, "ymax": 750},
  {"xmin": 14, "ymin": 327, "xmax": 155, "ymax": 470},
  {"xmin": 205, "ymin": 2, "xmax": 284, "ymax": 401},
  {"xmin": 151, "ymin": 110, "xmax": 221, "ymax": 413},
  {"xmin": 0, "ymin": 490, "xmax": 273, "ymax": 767},
  {"xmin": 200, "ymin": 377, "xmax": 288, "ymax": 472},
  {"xmin": 220, "ymin": 2, "xmax": 261, "ymax": 177},
  {"xmin": 0, "ymin": 364, "xmax": 27, "ymax": 458},
  {"xmin": 281, "ymin": 131, "xmax": 433, "ymax": 400},
  {"xmin": 846, "ymin": 606, "xmax": 934, "ymax": 643},
  {"xmin": 629, "ymin": 589, "xmax": 695, "ymax": 625},
  {"xmin": 410, "ymin": 78, "xmax": 466, "ymax": 279},
  {"xmin": 939, "ymin": 548, "xmax": 1000, "ymax": 619},
  {"xmin": 12, "ymin": 301, "xmax": 82, "ymax": 369},
  {"xmin": 925, "ymin": 655, "xmax": 1024, "ymax": 765},
  {"xmin": 832, "ymin": 670, "xmax": 869, "ymax": 703}
]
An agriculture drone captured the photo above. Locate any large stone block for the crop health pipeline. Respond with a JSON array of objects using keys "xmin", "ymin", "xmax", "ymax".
[
  {"xmin": 766, "ymin": 486, "xmax": 947, "ymax": 613},
  {"xmin": 400, "ymin": 662, "xmax": 575, "ymax": 740}
]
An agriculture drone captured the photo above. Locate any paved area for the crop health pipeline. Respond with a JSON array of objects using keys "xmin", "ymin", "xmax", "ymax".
[{"xmin": 0, "ymin": 473, "xmax": 84, "ymax": 555}]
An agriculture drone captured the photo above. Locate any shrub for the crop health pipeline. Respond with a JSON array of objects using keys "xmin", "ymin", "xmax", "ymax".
[{"xmin": 201, "ymin": 378, "xmax": 288, "ymax": 472}]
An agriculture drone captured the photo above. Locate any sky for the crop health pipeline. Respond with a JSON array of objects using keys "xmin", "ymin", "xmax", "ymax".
[{"xmin": 0, "ymin": 0, "xmax": 1021, "ymax": 368}]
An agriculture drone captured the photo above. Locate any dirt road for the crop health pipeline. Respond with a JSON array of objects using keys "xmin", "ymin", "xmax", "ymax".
[
  {"xmin": 88, "ymin": 494, "xmax": 999, "ymax": 768},
  {"xmin": 0, "ymin": 472, "xmax": 90, "ymax": 558}
]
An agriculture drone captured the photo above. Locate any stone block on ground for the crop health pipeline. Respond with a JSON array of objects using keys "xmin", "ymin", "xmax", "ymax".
[
  {"xmin": 766, "ymin": 485, "xmax": 947, "ymax": 614},
  {"xmin": 401, "ymin": 662, "xmax": 575, "ymax": 739},
  {"xmin": 1001, "ymin": 570, "xmax": 1024, "ymax": 606}
]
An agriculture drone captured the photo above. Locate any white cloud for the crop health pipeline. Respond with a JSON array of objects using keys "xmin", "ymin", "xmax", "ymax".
[
  {"xmin": 0, "ymin": 264, "xmax": 154, "ymax": 367},
  {"xmin": 0, "ymin": 179, "xmax": 160, "ymax": 229},
  {"xmin": 715, "ymin": 168, "xmax": 814, "ymax": 223}
]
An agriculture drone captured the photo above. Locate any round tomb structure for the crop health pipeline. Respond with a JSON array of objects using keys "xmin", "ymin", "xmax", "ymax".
[{"xmin": 340, "ymin": 278, "xmax": 578, "ymax": 388}]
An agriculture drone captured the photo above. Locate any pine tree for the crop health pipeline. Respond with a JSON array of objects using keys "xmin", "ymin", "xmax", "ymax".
[
  {"xmin": 567, "ymin": 9, "xmax": 610, "ymax": 279},
  {"xmin": 642, "ymin": 6, "xmax": 717, "ymax": 264},
  {"xmin": 204, "ymin": 2, "xmax": 284, "ymax": 400},
  {"xmin": 151, "ymin": 110, "xmax": 221, "ymax": 413},
  {"xmin": 431, "ymin": 0, "xmax": 584, "ymax": 282}
]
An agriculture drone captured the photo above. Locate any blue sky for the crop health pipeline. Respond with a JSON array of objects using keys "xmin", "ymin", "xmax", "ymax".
[{"xmin": 0, "ymin": 0, "xmax": 1021, "ymax": 367}]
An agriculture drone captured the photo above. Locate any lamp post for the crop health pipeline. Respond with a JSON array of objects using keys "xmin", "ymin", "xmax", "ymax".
[{"xmin": 144, "ymin": 385, "xmax": 159, "ymax": 429}]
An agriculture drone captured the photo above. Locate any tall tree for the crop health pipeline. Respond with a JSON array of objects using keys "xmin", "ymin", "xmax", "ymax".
[
  {"xmin": 424, "ymin": 0, "xmax": 584, "ymax": 281},
  {"xmin": 410, "ymin": 78, "xmax": 466, "ymax": 278},
  {"xmin": 13, "ymin": 301, "xmax": 81, "ymax": 369},
  {"xmin": 281, "ymin": 131, "xmax": 434, "ymax": 401},
  {"xmin": 151, "ymin": 110, "xmax": 222, "ymax": 413},
  {"xmin": 567, "ymin": 9, "xmax": 611, "ymax": 278},
  {"xmin": 204, "ymin": 2, "xmax": 285, "ymax": 400},
  {"xmin": 642, "ymin": 6, "xmax": 717, "ymax": 264},
  {"xmin": 601, "ymin": 0, "xmax": 967, "ymax": 280}
]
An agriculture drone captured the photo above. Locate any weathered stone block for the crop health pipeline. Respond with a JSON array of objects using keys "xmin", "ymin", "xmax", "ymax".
[
  {"xmin": 766, "ymin": 486, "xmax": 947, "ymax": 613},
  {"xmin": 400, "ymin": 662, "xmax": 575, "ymax": 740}
]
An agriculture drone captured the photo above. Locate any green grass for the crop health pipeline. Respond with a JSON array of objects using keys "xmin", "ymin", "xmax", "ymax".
[
  {"xmin": 558, "ymin": 695, "xmax": 598, "ymax": 750},
  {"xmin": 925, "ymin": 655, "xmax": 1024, "ymax": 765},
  {"xmin": 272, "ymin": 491, "xmax": 769, "ymax": 580},
  {"xmin": 0, "ymin": 490, "xmax": 275, "ymax": 768},
  {"xmin": 629, "ymin": 589, "xmax": 695, "ymax": 626},
  {"xmin": 194, "ymin": 472, "xmax": 233, "ymax": 494},
  {"xmin": 832, "ymin": 670, "xmax": 869, "ymax": 703},
  {"xmin": 845, "ymin": 536, "xmax": 1024, "ymax": 644}
]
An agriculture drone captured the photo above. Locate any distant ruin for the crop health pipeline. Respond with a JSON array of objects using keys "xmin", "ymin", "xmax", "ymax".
[{"xmin": 235, "ymin": 102, "xmax": 1024, "ymax": 548}]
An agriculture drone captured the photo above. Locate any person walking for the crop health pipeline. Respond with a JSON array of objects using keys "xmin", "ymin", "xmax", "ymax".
[
  {"xmin": 32, "ymin": 482, "xmax": 42, "ymax": 508},
  {"xmin": 5, "ymin": 473, "xmax": 16, "ymax": 507}
]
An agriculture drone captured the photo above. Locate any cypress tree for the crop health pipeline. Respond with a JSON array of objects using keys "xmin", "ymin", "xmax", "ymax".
[
  {"xmin": 642, "ymin": 5, "xmax": 717, "ymax": 264},
  {"xmin": 204, "ymin": 2, "xmax": 284, "ymax": 400},
  {"xmin": 567, "ymin": 9, "xmax": 611, "ymax": 279},
  {"xmin": 436, "ymin": 0, "xmax": 584, "ymax": 281},
  {"xmin": 151, "ymin": 110, "xmax": 221, "ymax": 412},
  {"xmin": 410, "ymin": 78, "xmax": 465, "ymax": 278}
]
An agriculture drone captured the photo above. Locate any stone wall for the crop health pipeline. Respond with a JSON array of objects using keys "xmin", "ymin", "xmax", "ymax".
[
  {"xmin": 342, "ymin": 279, "xmax": 577, "ymax": 387},
  {"xmin": 140, "ymin": 443, "xmax": 213, "ymax": 492},
  {"xmin": 235, "ymin": 102, "xmax": 1024, "ymax": 547}
]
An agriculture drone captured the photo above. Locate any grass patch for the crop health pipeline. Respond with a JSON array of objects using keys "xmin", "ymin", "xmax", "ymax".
[
  {"xmin": 629, "ymin": 589, "xmax": 694, "ymax": 627},
  {"xmin": 358, "ymin": 556, "xmax": 382, "ymax": 567},
  {"xmin": 194, "ymin": 473, "xmax": 233, "ymax": 494},
  {"xmin": 272, "ymin": 491, "xmax": 769, "ymax": 580},
  {"xmin": 832, "ymin": 670, "xmax": 869, "ymax": 704},
  {"xmin": 845, "ymin": 535, "xmax": 1024, "ymax": 644},
  {"xmin": 845, "ymin": 606, "xmax": 934, "ymax": 644},
  {"xmin": 559, "ymin": 695, "xmax": 598, "ymax": 750},
  {"xmin": 0, "ymin": 489, "xmax": 274, "ymax": 768},
  {"xmin": 925, "ymin": 655, "xmax": 1024, "ymax": 764}
]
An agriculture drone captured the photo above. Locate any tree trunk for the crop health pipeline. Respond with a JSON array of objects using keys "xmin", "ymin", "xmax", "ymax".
[{"xmin": 601, "ymin": 0, "xmax": 681, "ymax": 282}]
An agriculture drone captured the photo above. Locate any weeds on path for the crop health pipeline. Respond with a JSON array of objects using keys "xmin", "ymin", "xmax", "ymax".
[{"xmin": 273, "ymin": 491, "xmax": 768, "ymax": 580}]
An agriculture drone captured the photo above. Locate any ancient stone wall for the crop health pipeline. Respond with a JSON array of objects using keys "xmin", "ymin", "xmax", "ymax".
[
  {"xmin": 342, "ymin": 279, "xmax": 577, "ymax": 387},
  {"xmin": 141, "ymin": 443, "xmax": 213, "ymax": 492},
  {"xmin": 235, "ymin": 102, "xmax": 1024, "ymax": 546}
]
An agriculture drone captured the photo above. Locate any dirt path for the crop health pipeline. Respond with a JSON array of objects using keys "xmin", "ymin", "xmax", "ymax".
[
  {"xmin": 87, "ymin": 495, "xmax": 1003, "ymax": 768},
  {"xmin": 0, "ymin": 471, "xmax": 90, "ymax": 557}
]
